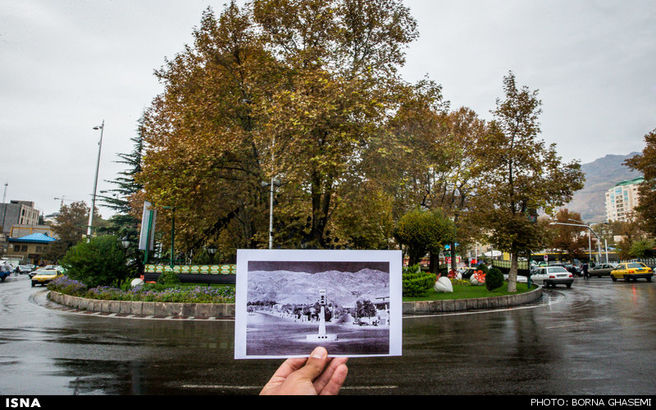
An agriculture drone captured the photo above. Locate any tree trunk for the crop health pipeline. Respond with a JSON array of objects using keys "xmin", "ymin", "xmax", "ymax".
[
  {"xmin": 429, "ymin": 251, "xmax": 439, "ymax": 274},
  {"xmin": 450, "ymin": 242, "xmax": 457, "ymax": 272},
  {"xmin": 508, "ymin": 251, "xmax": 518, "ymax": 293}
]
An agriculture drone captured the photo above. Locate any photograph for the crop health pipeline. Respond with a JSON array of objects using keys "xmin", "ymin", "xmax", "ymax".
[{"xmin": 234, "ymin": 249, "xmax": 402, "ymax": 359}]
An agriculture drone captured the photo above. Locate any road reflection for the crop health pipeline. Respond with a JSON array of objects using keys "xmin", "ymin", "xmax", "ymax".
[{"xmin": 1, "ymin": 275, "xmax": 655, "ymax": 395}]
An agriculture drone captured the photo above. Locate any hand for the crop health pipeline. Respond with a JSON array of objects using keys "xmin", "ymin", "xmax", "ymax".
[{"xmin": 260, "ymin": 346, "xmax": 349, "ymax": 395}]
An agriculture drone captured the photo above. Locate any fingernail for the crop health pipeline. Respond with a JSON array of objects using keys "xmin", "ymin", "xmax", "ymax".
[{"xmin": 310, "ymin": 346, "xmax": 327, "ymax": 359}]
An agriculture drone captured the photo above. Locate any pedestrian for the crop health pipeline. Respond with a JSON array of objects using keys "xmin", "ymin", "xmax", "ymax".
[{"xmin": 582, "ymin": 263, "xmax": 589, "ymax": 279}]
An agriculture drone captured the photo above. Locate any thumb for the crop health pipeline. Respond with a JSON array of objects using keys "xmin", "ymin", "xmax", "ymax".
[{"xmin": 294, "ymin": 346, "xmax": 329, "ymax": 381}]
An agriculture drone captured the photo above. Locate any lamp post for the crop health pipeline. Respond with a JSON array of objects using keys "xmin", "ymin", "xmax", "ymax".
[
  {"xmin": 262, "ymin": 178, "xmax": 280, "ymax": 249},
  {"xmin": 549, "ymin": 221, "xmax": 602, "ymax": 264},
  {"xmin": 163, "ymin": 206, "xmax": 175, "ymax": 268},
  {"xmin": 207, "ymin": 246, "xmax": 217, "ymax": 264},
  {"xmin": 87, "ymin": 120, "xmax": 104, "ymax": 240}
]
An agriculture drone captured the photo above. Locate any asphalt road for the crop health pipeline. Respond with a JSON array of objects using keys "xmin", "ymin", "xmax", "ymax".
[{"xmin": 0, "ymin": 273, "xmax": 655, "ymax": 395}]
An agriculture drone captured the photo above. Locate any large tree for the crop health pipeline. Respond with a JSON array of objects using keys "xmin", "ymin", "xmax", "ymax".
[
  {"xmin": 139, "ymin": 3, "xmax": 278, "ymax": 255},
  {"xmin": 474, "ymin": 72, "xmax": 584, "ymax": 292},
  {"xmin": 624, "ymin": 128, "xmax": 656, "ymax": 236},
  {"xmin": 138, "ymin": 0, "xmax": 420, "ymax": 253},
  {"xmin": 547, "ymin": 209, "xmax": 589, "ymax": 260},
  {"xmin": 97, "ymin": 120, "xmax": 146, "ymax": 274},
  {"xmin": 45, "ymin": 201, "xmax": 100, "ymax": 262},
  {"xmin": 253, "ymin": 0, "xmax": 418, "ymax": 248}
]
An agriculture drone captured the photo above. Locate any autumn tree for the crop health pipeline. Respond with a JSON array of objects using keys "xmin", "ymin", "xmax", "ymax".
[
  {"xmin": 45, "ymin": 201, "xmax": 100, "ymax": 261},
  {"xmin": 253, "ymin": 0, "xmax": 418, "ymax": 248},
  {"xmin": 138, "ymin": 0, "xmax": 420, "ymax": 254},
  {"xmin": 473, "ymin": 71, "xmax": 584, "ymax": 292},
  {"xmin": 372, "ymin": 81, "xmax": 488, "ymax": 269},
  {"xmin": 624, "ymin": 128, "xmax": 656, "ymax": 236},
  {"xmin": 547, "ymin": 209, "xmax": 589, "ymax": 260},
  {"xmin": 139, "ymin": 3, "xmax": 278, "ymax": 255}
]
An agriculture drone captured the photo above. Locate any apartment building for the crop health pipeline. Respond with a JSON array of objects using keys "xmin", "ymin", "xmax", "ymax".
[
  {"xmin": 605, "ymin": 177, "xmax": 643, "ymax": 222},
  {"xmin": 0, "ymin": 200, "xmax": 41, "ymax": 234}
]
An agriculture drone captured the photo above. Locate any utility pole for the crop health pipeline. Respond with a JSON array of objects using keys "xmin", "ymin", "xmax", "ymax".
[
  {"xmin": 86, "ymin": 120, "xmax": 104, "ymax": 240},
  {"xmin": 1, "ymin": 183, "xmax": 7, "ymax": 235}
]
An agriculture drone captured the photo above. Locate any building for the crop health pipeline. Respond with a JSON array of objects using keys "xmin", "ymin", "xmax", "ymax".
[
  {"xmin": 6, "ymin": 232, "xmax": 56, "ymax": 265},
  {"xmin": 0, "ymin": 200, "xmax": 41, "ymax": 234},
  {"xmin": 605, "ymin": 177, "xmax": 643, "ymax": 222}
]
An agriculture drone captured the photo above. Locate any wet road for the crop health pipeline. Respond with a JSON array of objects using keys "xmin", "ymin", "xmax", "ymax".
[{"xmin": 0, "ymin": 273, "xmax": 655, "ymax": 395}]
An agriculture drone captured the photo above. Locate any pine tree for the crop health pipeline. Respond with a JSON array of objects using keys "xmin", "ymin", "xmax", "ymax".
[{"xmin": 97, "ymin": 119, "xmax": 146, "ymax": 275}]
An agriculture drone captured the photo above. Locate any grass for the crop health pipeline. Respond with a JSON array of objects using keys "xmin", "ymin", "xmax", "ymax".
[
  {"xmin": 402, "ymin": 281, "xmax": 535, "ymax": 301},
  {"xmin": 50, "ymin": 275, "xmax": 534, "ymax": 304}
]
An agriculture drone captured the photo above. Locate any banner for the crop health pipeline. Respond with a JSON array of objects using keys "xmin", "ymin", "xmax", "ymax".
[{"xmin": 138, "ymin": 201, "xmax": 156, "ymax": 251}]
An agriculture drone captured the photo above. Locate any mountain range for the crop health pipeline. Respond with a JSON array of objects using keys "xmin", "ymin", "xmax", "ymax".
[
  {"xmin": 247, "ymin": 268, "xmax": 389, "ymax": 307},
  {"xmin": 564, "ymin": 152, "xmax": 641, "ymax": 222}
]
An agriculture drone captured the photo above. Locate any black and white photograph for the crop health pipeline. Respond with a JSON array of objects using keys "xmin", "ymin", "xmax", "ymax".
[{"xmin": 234, "ymin": 249, "xmax": 402, "ymax": 359}]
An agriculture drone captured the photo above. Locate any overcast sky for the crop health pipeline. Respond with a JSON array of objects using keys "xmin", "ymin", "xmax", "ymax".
[{"xmin": 1, "ymin": 0, "xmax": 655, "ymax": 219}]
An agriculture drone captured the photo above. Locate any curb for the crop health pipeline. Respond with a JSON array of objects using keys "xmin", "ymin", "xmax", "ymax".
[
  {"xmin": 402, "ymin": 285, "xmax": 543, "ymax": 315},
  {"xmin": 48, "ymin": 286, "xmax": 542, "ymax": 319},
  {"xmin": 47, "ymin": 291, "xmax": 235, "ymax": 319}
]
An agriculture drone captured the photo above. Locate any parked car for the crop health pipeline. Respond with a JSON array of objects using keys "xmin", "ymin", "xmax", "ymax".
[
  {"xmin": 530, "ymin": 266, "xmax": 574, "ymax": 288},
  {"xmin": 588, "ymin": 263, "xmax": 615, "ymax": 277},
  {"xmin": 503, "ymin": 274, "xmax": 527, "ymax": 283},
  {"xmin": 610, "ymin": 262, "xmax": 653, "ymax": 282},
  {"xmin": 0, "ymin": 263, "xmax": 12, "ymax": 282},
  {"xmin": 16, "ymin": 264, "xmax": 35, "ymax": 274},
  {"xmin": 31, "ymin": 269, "xmax": 63, "ymax": 287}
]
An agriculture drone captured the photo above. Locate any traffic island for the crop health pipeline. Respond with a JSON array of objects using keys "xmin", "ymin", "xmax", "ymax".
[
  {"xmin": 48, "ymin": 285, "xmax": 542, "ymax": 319},
  {"xmin": 402, "ymin": 285, "xmax": 543, "ymax": 314},
  {"xmin": 48, "ymin": 291, "xmax": 235, "ymax": 319}
]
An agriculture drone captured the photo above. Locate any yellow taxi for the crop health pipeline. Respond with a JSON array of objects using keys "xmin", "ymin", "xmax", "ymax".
[
  {"xmin": 610, "ymin": 262, "xmax": 653, "ymax": 283},
  {"xmin": 30, "ymin": 269, "xmax": 63, "ymax": 287}
]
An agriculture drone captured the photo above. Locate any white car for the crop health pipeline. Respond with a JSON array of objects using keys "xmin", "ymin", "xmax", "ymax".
[
  {"xmin": 503, "ymin": 274, "xmax": 527, "ymax": 283},
  {"xmin": 530, "ymin": 266, "xmax": 574, "ymax": 288}
]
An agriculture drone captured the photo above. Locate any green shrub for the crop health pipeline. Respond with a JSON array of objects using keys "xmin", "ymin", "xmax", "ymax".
[
  {"xmin": 486, "ymin": 267, "xmax": 504, "ymax": 291},
  {"xmin": 60, "ymin": 235, "xmax": 129, "ymax": 288},
  {"xmin": 157, "ymin": 269, "xmax": 181, "ymax": 286},
  {"xmin": 403, "ymin": 264, "xmax": 436, "ymax": 297}
]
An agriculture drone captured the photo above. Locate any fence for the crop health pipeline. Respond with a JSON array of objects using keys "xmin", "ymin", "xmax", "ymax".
[
  {"xmin": 621, "ymin": 258, "xmax": 656, "ymax": 267},
  {"xmin": 491, "ymin": 260, "xmax": 530, "ymax": 274},
  {"xmin": 144, "ymin": 264, "xmax": 236, "ymax": 275}
]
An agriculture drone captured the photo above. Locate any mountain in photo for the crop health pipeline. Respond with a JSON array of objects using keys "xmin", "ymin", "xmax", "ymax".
[
  {"xmin": 247, "ymin": 268, "xmax": 389, "ymax": 307},
  {"xmin": 564, "ymin": 152, "xmax": 641, "ymax": 222}
]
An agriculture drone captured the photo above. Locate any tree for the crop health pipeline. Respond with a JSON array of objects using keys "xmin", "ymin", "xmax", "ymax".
[
  {"xmin": 630, "ymin": 239, "xmax": 656, "ymax": 259},
  {"xmin": 45, "ymin": 201, "xmax": 98, "ymax": 262},
  {"xmin": 473, "ymin": 72, "xmax": 584, "ymax": 292},
  {"xmin": 138, "ymin": 0, "xmax": 421, "ymax": 253},
  {"xmin": 394, "ymin": 207, "xmax": 455, "ymax": 272},
  {"xmin": 624, "ymin": 128, "xmax": 656, "ymax": 235},
  {"xmin": 547, "ymin": 209, "xmax": 589, "ymax": 260},
  {"xmin": 60, "ymin": 235, "xmax": 129, "ymax": 288},
  {"xmin": 97, "ymin": 120, "xmax": 146, "ymax": 275},
  {"xmin": 139, "ymin": 3, "xmax": 277, "ymax": 254},
  {"xmin": 253, "ymin": 0, "xmax": 418, "ymax": 248}
]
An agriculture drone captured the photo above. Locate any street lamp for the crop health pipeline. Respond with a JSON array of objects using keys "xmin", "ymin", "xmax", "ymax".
[
  {"xmin": 262, "ymin": 177, "xmax": 280, "ymax": 249},
  {"xmin": 549, "ymin": 220, "xmax": 603, "ymax": 264},
  {"xmin": 87, "ymin": 120, "xmax": 105, "ymax": 240},
  {"xmin": 162, "ymin": 206, "xmax": 175, "ymax": 268},
  {"xmin": 121, "ymin": 236, "xmax": 130, "ymax": 250},
  {"xmin": 207, "ymin": 246, "xmax": 217, "ymax": 264}
]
